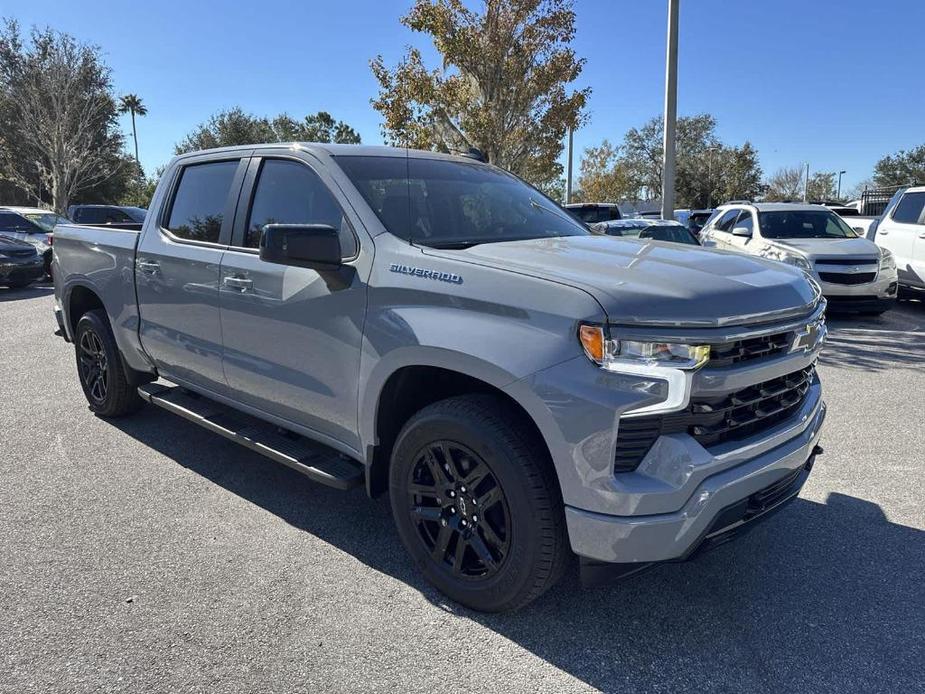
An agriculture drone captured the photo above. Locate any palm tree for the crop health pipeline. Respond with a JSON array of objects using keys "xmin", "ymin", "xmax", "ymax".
[{"xmin": 118, "ymin": 94, "xmax": 148, "ymax": 163}]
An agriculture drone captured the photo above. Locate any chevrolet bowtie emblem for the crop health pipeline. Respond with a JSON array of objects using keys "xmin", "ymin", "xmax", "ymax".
[{"xmin": 791, "ymin": 320, "xmax": 825, "ymax": 353}]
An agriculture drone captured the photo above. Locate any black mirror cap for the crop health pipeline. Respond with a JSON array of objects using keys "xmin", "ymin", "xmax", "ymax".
[{"xmin": 259, "ymin": 224, "xmax": 342, "ymax": 269}]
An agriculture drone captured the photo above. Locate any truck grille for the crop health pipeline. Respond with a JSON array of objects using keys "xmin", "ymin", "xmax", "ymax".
[
  {"xmin": 818, "ymin": 272, "xmax": 876, "ymax": 285},
  {"xmin": 709, "ymin": 331, "xmax": 792, "ymax": 367},
  {"xmin": 813, "ymin": 257, "xmax": 877, "ymax": 266},
  {"xmin": 614, "ymin": 365, "xmax": 816, "ymax": 472}
]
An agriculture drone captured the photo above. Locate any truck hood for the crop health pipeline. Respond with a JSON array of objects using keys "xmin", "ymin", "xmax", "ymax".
[
  {"xmin": 769, "ymin": 236, "xmax": 880, "ymax": 258},
  {"xmin": 451, "ymin": 236, "xmax": 819, "ymax": 327}
]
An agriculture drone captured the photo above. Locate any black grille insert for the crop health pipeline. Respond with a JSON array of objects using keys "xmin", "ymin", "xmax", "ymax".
[
  {"xmin": 709, "ymin": 331, "xmax": 792, "ymax": 368},
  {"xmin": 814, "ymin": 257, "xmax": 877, "ymax": 266},
  {"xmin": 614, "ymin": 365, "xmax": 816, "ymax": 472},
  {"xmin": 818, "ymin": 272, "xmax": 876, "ymax": 285}
]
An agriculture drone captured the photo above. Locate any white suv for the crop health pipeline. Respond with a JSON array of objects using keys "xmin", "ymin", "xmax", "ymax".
[
  {"xmin": 869, "ymin": 186, "xmax": 925, "ymax": 296},
  {"xmin": 700, "ymin": 202, "xmax": 898, "ymax": 314}
]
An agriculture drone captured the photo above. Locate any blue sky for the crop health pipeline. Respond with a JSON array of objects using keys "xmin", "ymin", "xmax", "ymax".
[{"xmin": 3, "ymin": 0, "xmax": 923, "ymax": 192}]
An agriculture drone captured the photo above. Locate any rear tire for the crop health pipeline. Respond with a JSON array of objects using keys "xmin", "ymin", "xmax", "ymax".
[
  {"xmin": 74, "ymin": 310, "xmax": 144, "ymax": 417},
  {"xmin": 389, "ymin": 394, "xmax": 567, "ymax": 612}
]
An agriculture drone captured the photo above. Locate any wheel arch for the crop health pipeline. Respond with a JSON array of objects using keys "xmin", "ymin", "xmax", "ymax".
[{"xmin": 362, "ymin": 351, "xmax": 555, "ymax": 499}]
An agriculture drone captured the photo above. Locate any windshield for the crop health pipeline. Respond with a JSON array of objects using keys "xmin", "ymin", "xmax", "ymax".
[
  {"xmin": 758, "ymin": 210, "xmax": 858, "ymax": 239},
  {"xmin": 569, "ymin": 206, "xmax": 621, "ymax": 224},
  {"xmin": 24, "ymin": 212, "xmax": 69, "ymax": 231},
  {"xmin": 337, "ymin": 155, "xmax": 589, "ymax": 248}
]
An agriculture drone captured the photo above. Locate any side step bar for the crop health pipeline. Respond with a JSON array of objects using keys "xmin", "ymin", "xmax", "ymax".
[{"xmin": 138, "ymin": 383, "xmax": 363, "ymax": 491}]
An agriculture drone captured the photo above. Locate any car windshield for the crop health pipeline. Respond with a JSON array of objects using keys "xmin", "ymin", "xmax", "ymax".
[
  {"xmin": 688, "ymin": 212, "xmax": 712, "ymax": 231},
  {"xmin": 337, "ymin": 155, "xmax": 589, "ymax": 248},
  {"xmin": 23, "ymin": 212, "xmax": 69, "ymax": 231},
  {"xmin": 637, "ymin": 225, "xmax": 699, "ymax": 245},
  {"xmin": 569, "ymin": 206, "xmax": 620, "ymax": 224},
  {"xmin": 758, "ymin": 210, "xmax": 858, "ymax": 239}
]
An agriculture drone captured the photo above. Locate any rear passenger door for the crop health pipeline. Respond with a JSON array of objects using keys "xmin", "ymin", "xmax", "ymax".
[
  {"xmin": 217, "ymin": 154, "xmax": 368, "ymax": 450},
  {"xmin": 877, "ymin": 190, "xmax": 925, "ymax": 286},
  {"xmin": 136, "ymin": 154, "xmax": 249, "ymax": 394}
]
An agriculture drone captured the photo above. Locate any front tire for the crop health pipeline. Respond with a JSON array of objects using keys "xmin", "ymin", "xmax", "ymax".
[
  {"xmin": 74, "ymin": 310, "xmax": 143, "ymax": 417},
  {"xmin": 389, "ymin": 395, "xmax": 567, "ymax": 612}
]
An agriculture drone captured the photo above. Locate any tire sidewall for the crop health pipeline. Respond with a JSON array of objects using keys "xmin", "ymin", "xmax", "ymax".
[{"xmin": 389, "ymin": 405, "xmax": 550, "ymax": 611}]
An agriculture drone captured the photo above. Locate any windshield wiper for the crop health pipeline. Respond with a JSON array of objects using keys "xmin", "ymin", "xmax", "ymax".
[{"xmin": 421, "ymin": 240, "xmax": 484, "ymax": 250}]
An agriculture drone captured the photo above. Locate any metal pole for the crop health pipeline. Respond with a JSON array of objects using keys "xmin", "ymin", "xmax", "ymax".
[
  {"xmin": 803, "ymin": 162, "xmax": 810, "ymax": 202},
  {"xmin": 837, "ymin": 170, "xmax": 846, "ymax": 199},
  {"xmin": 565, "ymin": 125, "xmax": 574, "ymax": 204},
  {"xmin": 661, "ymin": 0, "xmax": 680, "ymax": 220}
]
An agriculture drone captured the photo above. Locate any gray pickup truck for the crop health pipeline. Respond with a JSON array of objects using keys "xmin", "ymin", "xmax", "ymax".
[{"xmin": 53, "ymin": 144, "xmax": 827, "ymax": 612}]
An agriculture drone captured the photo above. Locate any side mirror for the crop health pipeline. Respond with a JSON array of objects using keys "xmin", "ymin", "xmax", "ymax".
[
  {"xmin": 259, "ymin": 224, "xmax": 342, "ymax": 269},
  {"xmin": 732, "ymin": 226, "xmax": 753, "ymax": 237}
]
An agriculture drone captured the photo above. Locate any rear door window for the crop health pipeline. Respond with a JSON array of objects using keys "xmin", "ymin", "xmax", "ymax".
[
  {"xmin": 165, "ymin": 160, "xmax": 239, "ymax": 243},
  {"xmin": 244, "ymin": 159, "xmax": 357, "ymax": 257},
  {"xmin": 891, "ymin": 192, "xmax": 925, "ymax": 224}
]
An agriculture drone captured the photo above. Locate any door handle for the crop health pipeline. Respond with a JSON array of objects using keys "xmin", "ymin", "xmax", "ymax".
[
  {"xmin": 223, "ymin": 276, "xmax": 253, "ymax": 291},
  {"xmin": 918, "ymin": 232, "xmax": 925, "ymax": 239},
  {"xmin": 137, "ymin": 259, "xmax": 160, "ymax": 274},
  {"xmin": 877, "ymin": 230, "xmax": 888, "ymax": 235}
]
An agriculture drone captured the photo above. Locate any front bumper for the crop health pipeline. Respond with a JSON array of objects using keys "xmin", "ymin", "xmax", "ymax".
[
  {"xmin": 0, "ymin": 258, "xmax": 45, "ymax": 284},
  {"xmin": 565, "ymin": 394, "xmax": 825, "ymax": 566},
  {"xmin": 816, "ymin": 270, "xmax": 898, "ymax": 310}
]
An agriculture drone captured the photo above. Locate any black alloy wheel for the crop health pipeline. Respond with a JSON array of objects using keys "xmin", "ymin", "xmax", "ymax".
[
  {"xmin": 407, "ymin": 441, "xmax": 511, "ymax": 580},
  {"xmin": 78, "ymin": 328, "xmax": 109, "ymax": 404}
]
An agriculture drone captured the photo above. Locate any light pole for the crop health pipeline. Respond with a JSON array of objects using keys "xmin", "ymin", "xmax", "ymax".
[
  {"xmin": 837, "ymin": 170, "xmax": 846, "ymax": 200},
  {"xmin": 660, "ymin": 0, "xmax": 680, "ymax": 220},
  {"xmin": 565, "ymin": 125, "xmax": 574, "ymax": 205},
  {"xmin": 803, "ymin": 162, "xmax": 810, "ymax": 202}
]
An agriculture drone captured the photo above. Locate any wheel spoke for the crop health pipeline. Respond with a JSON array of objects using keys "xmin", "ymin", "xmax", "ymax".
[
  {"xmin": 477, "ymin": 484, "xmax": 503, "ymax": 511},
  {"xmin": 452, "ymin": 536, "xmax": 466, "ymax": 572},
  {"xmin": 411, "ymin": 505, "xmax": 441, "ymax": 523},
  {"xmin": 408, "ymin": 482, "xmax": 440, "ymax": 498},
  {"xmin": 424, "ymin": 448, "xmax": 452, "ymax": 487},
  {"xmin": 431, "ymin": 524, "xmax": 453, "ymax": 562},
  {"xmin": 462, "ymin": 461, "xmax": 490, "ymax": 489},
  {"xmin": 439, "ymin": 444, "xmax": 459, "ymax": 479},
  {"xmin": 479, "ymin": 520, "xmax": 505, "ymax": 550},
  {"xmin": 467, "ymin": 531, "xmax": 497, "ymax": 569}
]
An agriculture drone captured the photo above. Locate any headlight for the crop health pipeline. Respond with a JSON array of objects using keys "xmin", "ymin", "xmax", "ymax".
[
  {"xmin": 579, "ymin": 325, "xmax": 709, "ymax": 370},
  {"xmin": 879, "ymin": 248, "xmax": 896, "ymax": 271},
  {"xmin": 780, "ymin": 253, "xmax": 812, "ymax": 272}
]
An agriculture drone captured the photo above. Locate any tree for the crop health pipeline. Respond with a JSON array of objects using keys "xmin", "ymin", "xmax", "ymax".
[
  {"xmin": 119, "ymin": 94, "xmax": 147, "ymax": 162},
  {"xmin": 716, "ymin": 142, "xmax": 764, "ymax": 204},
  {"xmin": 576, "ymin": 139, "xmax": 634, "ymax": 202},
  {"xmin": 764, "ymin": 166, "xmax": 805, "ymax": 201},
  {"xmin": 615, "ymin": 113, "xmax": 762, "ymax": 208},
  {"xmin": 806, "ymin": 171, "xmax": 837, "ymax": 201},
  {"xmin": 0, "ymin": 20, "xmax": 125, "ymax": 214},
  {"xmin": 873, "ymin": 143, "xmax": 925, "ymax": 187},
  {"xmin": 370, "ymin": 0, "xmax": 589, "ymax": 189},
  {"xmin": 175, "ymin": 107, "xmax": 361, "ymax": 154}
]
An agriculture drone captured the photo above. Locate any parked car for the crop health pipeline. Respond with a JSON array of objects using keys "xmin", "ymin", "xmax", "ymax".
[
  {"xmin": 562, "ymin": 202, "xmax": 622, "ymax": 225},
  {"xmin": 0, "ymin": 234, "xmax": 45, "ymax": 288},
  {"xmin": 0, "ymin": 206, "xmax": 67, "ymax": 277},
  {"xmin": 54, "ymin": 144, "xmax": 826, "ymax": 612},
  {"xmin": 67, "ymin": 205, "xmax": 147, "ymax": 231},
  {"xmin": 591, "ymin": 218, "xmax": 700, "ymax": 245},
  {"xmin": 868, "ymin": 185, "xmax": 925, "ymax": 296},
  {"xmin": 675, "ymin": 208, "xmax": 714, "ymax": 237},
  {"xmin": 700, "ymin": 202, "xmax": 898, "ymax": 314}
]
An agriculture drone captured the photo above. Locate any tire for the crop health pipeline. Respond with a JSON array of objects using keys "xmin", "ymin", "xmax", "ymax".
[
  {"xmin": 389, "ymin": 394, "xmax": 567, "ymax": 612},
  {"xmin": 74, "ymin": 309, "xmax": 144, "ymax": 417}
]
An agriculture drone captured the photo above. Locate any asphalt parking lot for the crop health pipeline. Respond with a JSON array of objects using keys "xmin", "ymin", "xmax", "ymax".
[{"xmin": 1, "ymin": 285, "xmax": 923, "ymax": 694}]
